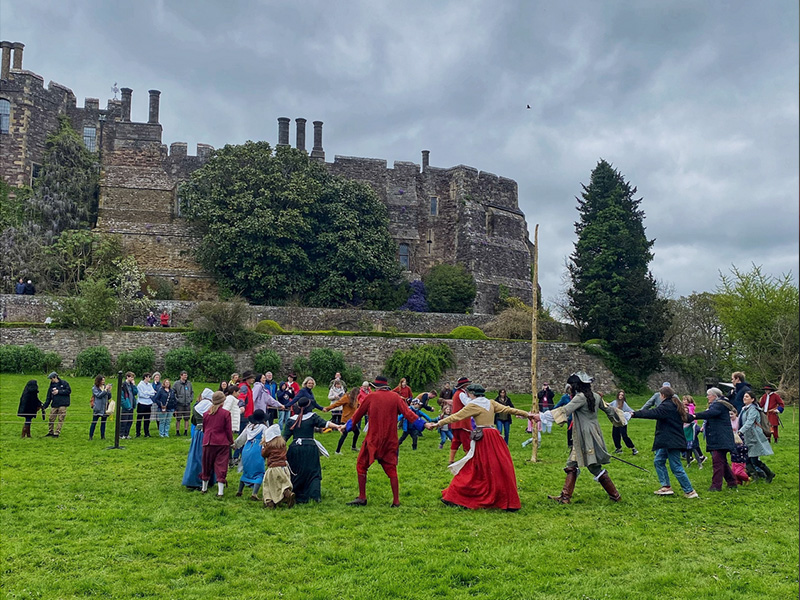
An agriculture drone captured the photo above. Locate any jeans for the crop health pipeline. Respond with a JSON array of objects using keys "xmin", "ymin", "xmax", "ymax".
[
  {"xmin": 278, "ymin": 409, "xmax": 290, "ymax": 431},
  {"xmin": 157, "ymin": 410, "xmax": 173, "ymax": 437},
  {"xmin": 439, "ymin": 429, "xmax": 453, "ymax": 445},
  {"xmin": 496, "ymin": 419, "xmax": 511, "ymax": 444},
  {"xmin": 653, "ymin": 448, "xmax": 694, "ymax": 493},
  {"xmin": 89, "ymin": 414, "xmax": 107, "ymax": 439},
  {"xmin": 336, "ymin": 424, "xmax": 360, "ymax": 452}
]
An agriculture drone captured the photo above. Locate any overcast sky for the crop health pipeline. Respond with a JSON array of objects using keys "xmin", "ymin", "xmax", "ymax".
[{"xmin": 3, "ymin": 0, "xmax": 798, "ymax": 306}]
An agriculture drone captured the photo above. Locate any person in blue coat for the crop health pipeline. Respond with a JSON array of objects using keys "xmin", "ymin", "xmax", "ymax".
[
  {"xmin": 688, "ymin": 387, "xmax": 737, "ymax": 491},
  {"xmin": 398, "ymin": 398, "xmax": 434, "ymax": 450}
]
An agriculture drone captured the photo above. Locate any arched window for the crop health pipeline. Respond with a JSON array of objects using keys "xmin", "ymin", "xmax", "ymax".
[
  {"xmin": 398, "ymin": 243, "xmax": 410, "ymax": 269},
  {"xmin": 0, "ymin": 99, "xmax": 10, "ymax": 134}
]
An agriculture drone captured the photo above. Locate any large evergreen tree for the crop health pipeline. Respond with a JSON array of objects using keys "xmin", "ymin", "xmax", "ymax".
[
  {"xmin": 180, "ymin": 142, "xmax": 404, "ymax": 308},
  {"xmin": 568, "ymin": 160, "xmax": 669, "ymax": 375}
]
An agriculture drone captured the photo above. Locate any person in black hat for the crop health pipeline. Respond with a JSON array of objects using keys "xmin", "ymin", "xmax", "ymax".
[
  {"xmin": 449, "ymin": 376, "xmax": 473, "ymax": 464},
  {"xmin": 758, "ymin": 383, "xmax": 784, "ymax": 443},
  {"xmin": 346, "ymin": 376, "xmax": 425, "ymax": 507}
]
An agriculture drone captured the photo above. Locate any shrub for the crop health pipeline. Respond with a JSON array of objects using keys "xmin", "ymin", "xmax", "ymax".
[
  {"xmin": 484, "ymin": 306, "xmax": 531, "ymax": 339},
  {"xmin": 384, "ymin": 343, "xmax": 454, "ymax": 389},
  {"xmin": 254, "ymin": 319, "xmax": 286, "ymax": 335},
  {"xmin": 423, "ymin": 264, "xmax": 476, "ymax": 313},
  {"xmin": 341, "ymin": 364, "xmax": 364, "ymax": 388},
  {"xmin": 363, "ymin": 279, "xmax": 412, "ymax": 311},
  {"xmin": 291, "ymin": 356, "xmax": 310, "ymax": 381},
  {"xmin": 449, "ymin": 325, "xmax": 487, "ymax": 340},
  {"xmin": 17, "ymin": 344, "xmax": 45, "ymax": 372},
  {"xmin": 187, "ymin": 299, "xmax": 263, "ymax": 350},
  {"xmin": 116, "ymin": 346, "xmax": 155, "ymax": 376},
  {"xmin": 163, "ymin": 346, "xmax": 198, "ymax": 380},
  {"xmin": 254, "ymin": 348, "xmax": 282, "ymax": 377},
  {"xmin": 399, "ymin": 280, "xmax": 428, "ymax": 312},
  {"xmin": 0, "ymin": 345, "xmax": 22, "ymax": 372},
  {"xmin": 149, "ymin": 276, "xmax": 175, "ymax": 300},
  {"xmin": 74, "ymin": 346, "xmax": 113, "ymax": 377},
  {"xmin": 54, "ymin": 277, "xmax": 117, "ymax": 330},
  {"xmin": 41, "ymin": 351, "xmax": 63, "ymax": 373},
  {"xmin": 195, "ymin": 351, "xmax": 236, "ymax": 383},
  {"xmin": 309, "ymin": 348, "xmax": 348, "ymax": 384}
]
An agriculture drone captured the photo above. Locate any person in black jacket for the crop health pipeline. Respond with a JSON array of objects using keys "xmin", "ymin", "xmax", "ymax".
[
  {"xmin": 43, "ymin": 372, "xmax": 71, "ymax": 437},
  {"xmin": 631, "ymin": 386, "xmax": 698, "ymax": 498},
  {"xmin": 689, "ymin": 387, "xmax": 737, "ymax": 491},
  {"xmin": 729, "ymin": 371, "xmax": 751, "ymax": 415},
  {"xmin": 17, "ymin": 379, "xmax": 44, "ymax": 438}
]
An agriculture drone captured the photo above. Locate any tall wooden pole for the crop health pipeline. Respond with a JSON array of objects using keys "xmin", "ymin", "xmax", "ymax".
[{"xmin": 530, "ymin": 224, "xmax": 540, "ymax": 462}]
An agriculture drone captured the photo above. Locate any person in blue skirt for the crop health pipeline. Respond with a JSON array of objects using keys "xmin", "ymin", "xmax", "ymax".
[
  {"xmin": 182, "ymin": 388, "xmax": 215, "ymax": 490},
  {"xmin": 234, "ymin": 409, "xmax": 269, "ymax": 500}
]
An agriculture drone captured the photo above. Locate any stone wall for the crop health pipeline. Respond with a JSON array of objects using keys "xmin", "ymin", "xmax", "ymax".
[
  {"xmin": 0, "ymin": 294, "xmax": 578, "ymax": 341},
  {"xmin": 0, "ymin": 327, "xmax": 614, "ymax": 394}
]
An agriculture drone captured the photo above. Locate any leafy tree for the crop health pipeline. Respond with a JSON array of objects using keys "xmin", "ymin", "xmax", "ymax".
[
  {"xmin": 423, "ymin": 264, "xmax": 476, "ymax": 314},
  {"xmin": 662, "ymin": 292, "xmax": 726, "ymax": 383},
  {"xmin": 567, "ymin": 160, "xmax": 669, "ymax": 375},
  {"xmin": 715, "ymin": 264, "xmax": 799, "ymax": 395},
  {"xmin": 384, "ymin": 343, "xmax": 454, "ymax": 389},
  {"xmin": 180, "ymin": 142, "xmax": 402, "ymax": 308}
]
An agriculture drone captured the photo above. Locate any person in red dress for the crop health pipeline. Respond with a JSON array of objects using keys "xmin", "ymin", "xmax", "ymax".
[
  {"xmin": 392, "ymin": 378, "xmax": 413, "ymax": 403},
  {"xmin": 346, "ymin": 375, "xmax": 423, "ymax": 507},
  {"xmin": 427, "ymin": 383, "xmax": 535, "ymax": 510},
  {"xmin": 759, "ymin": 384, "xmax": 785, "ymax": 443},
  {"xmin": 201, "ymin": 391, "xmax": 234, "ymax": 497},
  {"xmin": 448, "ymin": 377, "xmax": 473, "ymax": 464}
]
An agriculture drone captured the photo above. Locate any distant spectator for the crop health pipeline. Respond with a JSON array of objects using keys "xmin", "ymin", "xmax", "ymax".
[
  {"xmin": 15, "ymin": 277, "xmax": 25, "ymax": 294},
  {"xmin": 439, "ymin": 382, "xmax": 453, "ymax": 400},
  {"xmin": 146, "ymin": 311, "xmax": 157, "ymax": 327},
  {"xmin": 159, "ymin": 310, "xmax": 170, "ymax": 327},
  {"xmin": 43, "ymin": 372, "xmax": 71, "ymax": 438},
  {"xmin": 23, "ymin": 279, "xmax": 35, "ymax": 295},
  {"xmin": 173, "ymin": 371, "xmax": 194, "ymax": 437}
]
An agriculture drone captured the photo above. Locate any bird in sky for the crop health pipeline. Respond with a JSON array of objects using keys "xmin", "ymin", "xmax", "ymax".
[{"xmin": 526, "ymin": 104, "xmax": 531, "ymax": 109}]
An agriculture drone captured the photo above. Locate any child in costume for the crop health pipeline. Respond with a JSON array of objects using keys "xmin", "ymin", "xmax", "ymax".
[
  {"xmin": 398, "ymin": 398, "xmax": 435, "ymax": 450},
  {"xmin": 729, "ymin": 432, "xmax": 751, "ymax": 485},
  {"xmin": 261, "ymin": 423, "xmax": 295, "ymax": 508},
  {"xmin": 234, "ymin": 409, "xmax": 269, "ymax": 500}
]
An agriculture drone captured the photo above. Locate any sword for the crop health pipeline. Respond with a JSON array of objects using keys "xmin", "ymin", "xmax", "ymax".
[{"xmin": 609, "ymin": 454, "xmax": 650, "ymax": 472}]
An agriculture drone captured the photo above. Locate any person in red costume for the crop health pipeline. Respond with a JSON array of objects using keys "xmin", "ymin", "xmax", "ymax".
[
  {"xmin": 759, "ymin": 383, "xmax": 785, "ymax": 443},
  {"xmin": 449, "ymin": 377, "xmax": 473, "ymax": 464},
  {"xmin": 346, "ymin": 375, "xmax": 424, "ymax": 507},
  {"xmin": 392, "ymin": 377, "xmax": 413, "ymax": 403}
]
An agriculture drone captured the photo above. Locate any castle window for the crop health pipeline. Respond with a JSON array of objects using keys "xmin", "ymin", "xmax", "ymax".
[
  {"xmin": 0, "ymin": 99, "xmax": 10, "ymax": 134},
  {"xmin": 83, "ymin": 126, "xmax": 97, "ymax": 152},
  {"xmin": 430, "ymin": 196, "xmax": 438, "ymax": 216},
  {"xmin": 31, "ymin": 163, "xmax": 42, "ymax": 183},
  {"xmin": 398, "ymin": 243, "xmax": 410, "ymax": 269}
]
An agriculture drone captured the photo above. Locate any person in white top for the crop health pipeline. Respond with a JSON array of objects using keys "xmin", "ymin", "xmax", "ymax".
[{"xmin": 136, "ymin": 373, "xmax": 156, "ymax": 438}]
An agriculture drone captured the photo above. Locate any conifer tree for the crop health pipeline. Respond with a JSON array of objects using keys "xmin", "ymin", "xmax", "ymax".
[{"xmin": 568, "ymin": 160, "xmax": 669, "ymax": 375}]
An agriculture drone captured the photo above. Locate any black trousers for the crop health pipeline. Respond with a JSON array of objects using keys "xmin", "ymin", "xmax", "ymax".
[
  {"xmin": 120, "ymin": 408, "xmax": 134, "ymax": 437},
  {"xmin": 135, "ymin": 403, "xmax": 152, "ymax": 436},
  {"xmin": 612, "ymin": 425, "xmax": 635, "ymax": 450},
  {"xmin": 336, "ymin": 424, "xmax": 361, "ymax": 452},
  {"xmin": 398, "ymin": 429, "xmax": 420, "ymax": 450}
]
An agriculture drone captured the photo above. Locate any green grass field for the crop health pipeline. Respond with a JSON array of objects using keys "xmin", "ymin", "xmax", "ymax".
[{"xmin": 1, "ymin": 373, "xmax": 797, "ymax": 600}]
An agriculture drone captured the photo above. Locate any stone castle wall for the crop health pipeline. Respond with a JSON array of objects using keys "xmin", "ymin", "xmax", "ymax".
[{"xmin": 0, "ymin": 327, "xmax": 612, "ymax": 394}]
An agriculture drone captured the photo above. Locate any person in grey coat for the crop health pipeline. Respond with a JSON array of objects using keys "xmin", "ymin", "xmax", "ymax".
[
  {"xmin": 640, "ymin": 382, "xmax": 671, "ymax": 410},
  {"xmin": 739, "ymin": 390, "xmax": 775, "ymax": 483},
  {"xmin": 90, "ymin": 375, "xmax": 112, "ymax": 440}
]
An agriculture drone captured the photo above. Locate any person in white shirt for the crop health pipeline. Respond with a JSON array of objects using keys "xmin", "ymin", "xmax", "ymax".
[{"xmin": 136, "ymin": 373, "xmax": 156, "ymax": 438}]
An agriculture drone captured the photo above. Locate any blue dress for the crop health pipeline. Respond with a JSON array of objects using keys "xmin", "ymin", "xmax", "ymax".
[
  {"xmin": 239, "ymin": 429, "xmax": 266, "ymax": 485},
  {"xmin": 182, "ymin": 427, "xmax": 215, "ymax": 488}
]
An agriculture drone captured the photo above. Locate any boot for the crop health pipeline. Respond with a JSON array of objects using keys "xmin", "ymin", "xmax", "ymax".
[
  {"xmin": 762, "ymin": 465, "xmax": 775, "ymax": 484},
  {"xmin": 548, "ymin": 467, "xmax": 579, "ymax": 504},
  {"xmin": 22, "ymin": 424, "xmax": 31, "ymax": 438},
  {"xmin": 596, "ymin": 469, "xmax": 621, "ymax": 502}
]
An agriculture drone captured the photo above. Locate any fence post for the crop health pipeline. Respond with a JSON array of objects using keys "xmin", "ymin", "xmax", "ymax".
[{"xmin": 106, "ymin": 370, "xmax": 125, "ymax": 450}]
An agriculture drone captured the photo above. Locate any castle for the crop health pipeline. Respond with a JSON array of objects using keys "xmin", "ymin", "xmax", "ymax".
[{"xmin": 0, "ymin": 41, "xmax": 533, "ymax": 313}]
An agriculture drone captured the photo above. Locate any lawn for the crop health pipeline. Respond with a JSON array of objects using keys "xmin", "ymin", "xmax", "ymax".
[{"xmin": 1, "ymin": 373, "xmax": 797, "ymax": 600}]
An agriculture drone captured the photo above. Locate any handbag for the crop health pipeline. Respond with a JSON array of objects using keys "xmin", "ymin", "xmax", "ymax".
[
  {"xmin": 469, "ymin": 428, "xmax": 484, "ymax": 442},
  {"xmin": 106, "ymin": 400, "xmax": 116, "ymax": 416}
]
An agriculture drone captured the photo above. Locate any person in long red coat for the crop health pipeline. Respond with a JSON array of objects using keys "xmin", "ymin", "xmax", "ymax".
[
  {"xmin": 201, "ymin": 391, "xmax": 234, "ymax": 497},
  {"xmin": 346, "ymin": 375, "xmax": 423, "ymax": 507},
  {"xmin": 759, "ymin": 384, "xmax": 785, "ymax": 442},
  {"xmin": 448, "ymin": 377, "xmax": 473, "ymax": 464}
]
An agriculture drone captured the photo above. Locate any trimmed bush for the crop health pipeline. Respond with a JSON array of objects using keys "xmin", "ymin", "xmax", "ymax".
[
  {"xmin": 0, "ymin": 345, "xmax": 62, "ymax": 373},
  {"xmin": 309, "ymin": 348, "xmax": 347, "ymax": 384},
  {"xmin": 18, "ymin": 344, "xmax": 46, "ymax": 372},
  {"xmin": 253, "ymin": 348, "xmax": 282, "ymax": 377},
  {"xmin": 341, "ymin": 365, "xmax": 364, "ymax": 388},
  {"xmin": 41, "ymin": 352, "xmax": 63, "ymax": 373},
  {"xmin": 449, "ymin": 325, "xmax": 488, "ymax": 340},
  {"xmin": 163, "ymin": 346, "xmax": 198, "ymax": 380},
  {"xmin": 255, "ymin": 320, "xmax": 286, "ymax": 335},
  {"xmin": 0, "ymin": 345, "xmax": 22, "ymax": 373},
  {"xmin": 74, "ymin": 346, "xmax": 114, "ymax": 377},
  {"xmin": 116, "ymin": 346, "xmax": 155, "ymax": 376},
  {"xmin": 195, "ymin": 351, "xmax": 236, "ymax": 383},
  {"xmin": 384, "ymin": 343, "xmax": 454, "ymax": 389}
]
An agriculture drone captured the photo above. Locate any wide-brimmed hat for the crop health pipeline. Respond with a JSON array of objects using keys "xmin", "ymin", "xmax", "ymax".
[
  {"xmin": 211, "ymin": 391, "xmax": 225, "ymax": 405},
  {"xmin": 296, "ymin": 397, "xmax": 311, "ymax": 409},
  {"xmin": 371, "ymin": 375, "xmax": 390, "ymax": 388},
  {"xmin": 466, "ymin": 383, "xmax": 486, "ymax": 395},
  {"xmin": 249, "ymin": 409, "xmax": 267, "ymax": 424},
  {"xmin": 242, "ymin": 370, "xmax": 255, "ymax": 381},
  {"xmin": 763, "ymin": 383, "xmax": 777, "ymax": 391},
  {"xmin": 455, "ymin": 377, "xmax": 471, "ymax": 389}
]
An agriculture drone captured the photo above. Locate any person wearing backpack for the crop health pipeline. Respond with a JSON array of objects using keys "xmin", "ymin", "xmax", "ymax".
[{"xmin": 738, "ymin": 390, "xmax": 775, "ymax": 483}]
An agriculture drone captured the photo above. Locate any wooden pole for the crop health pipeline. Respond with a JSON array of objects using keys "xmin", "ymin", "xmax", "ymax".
[{"xmin": 530, "ymin": 224, "xmax": 540, "ymax": 462}]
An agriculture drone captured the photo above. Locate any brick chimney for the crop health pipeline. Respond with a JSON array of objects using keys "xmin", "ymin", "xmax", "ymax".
[
  {"xmin": 277, "ymin": 117, "xmax": 290, "ymax": 147},
  {"xmin": 310, "ymin": 120, "xmax": 325, "ymax": 161},
  {"xmin": 422, "ymin": 150, "xmax": 430, "ymax": 172},
  {"xmin": 11, "ymin": 42, "xmax": 23, "ymax": 70},
  {"xmin": 0, "ymin": 42, "xmax": 11, "ymax": 79},
  {"xmin": 120, "ymin": 88, "xmax": 133, "ymax": 122},
  {"xmin": 295, "ymin": 118, "xmax": 307, "ymax": 152},
  {"xmin": 148, "ymin": 90, "xmax": 161, "ymax": 124}
]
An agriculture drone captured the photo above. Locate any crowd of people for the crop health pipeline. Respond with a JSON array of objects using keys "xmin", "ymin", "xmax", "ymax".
[{"xmin": 16, "ymin": 367, "xmax": 785, "ymax": 509}]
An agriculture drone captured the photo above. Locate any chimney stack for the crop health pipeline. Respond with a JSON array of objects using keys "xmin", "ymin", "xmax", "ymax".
[
  {"xmin": 1, "ymin": 42, "xmax": 11, "ymax": 79},
  {"xmin": 310, "ymin": 120, "xmax": 325, "ymax": 161},
  {"xmin": 120, "ymin": 88, "xmax": 133, "ymax": 122},
  {"xmin": 277, "ymin": 117, "xmax": 290, "ymax": 147},
  {"xmin": 11, "ymin": 42, "xmax": 23, "ymax": 70},
  {"xmin": 295, "ymin": 118, "xmax": 307, "ymax": 152},
  {"xmin": 421, "ymin": 150, "xmax": 430, "ymax": 172},
  {"xmin": 148, "ymin": 89, "xmax": 161, "ymax": 124}
]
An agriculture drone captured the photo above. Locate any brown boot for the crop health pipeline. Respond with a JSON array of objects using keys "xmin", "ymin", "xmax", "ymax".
[
  {"xmin": 22, "ymin": 424, "xmax": 29, "ymax": 438},
  {"xmin": 283, "ymin": 488, "xmax": 296, "ymax": 508},
  {"xmin": 548, "ymin": 467, "xmax": 579, "ymax": 504},
  {"xmin": 596, "ymin": 470, "xmax": 621, "ymax": 502}
]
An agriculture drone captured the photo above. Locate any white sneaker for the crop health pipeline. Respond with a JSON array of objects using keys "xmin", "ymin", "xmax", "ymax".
[
  {"xmin": 521, "ymin": 438, "xmax": 532, "ymax": 448},
  {"xmin": 684, "ymin": 490, "xmax": 699, "ymax": 499},
  {"xmin": 654, "ymin": 487, "xmax": 674, "ymax": 495}
]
